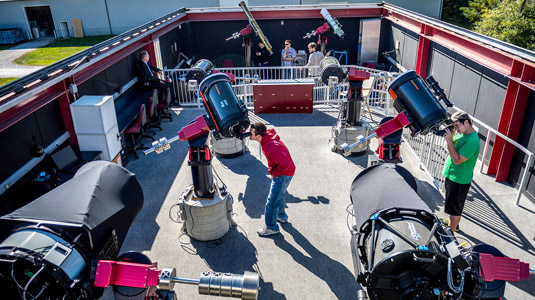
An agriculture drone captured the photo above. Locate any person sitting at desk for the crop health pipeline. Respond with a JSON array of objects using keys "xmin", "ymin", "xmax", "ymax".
[{"xmin": 136, "ymin": 50, "xmax": 171, "ymax": 93}]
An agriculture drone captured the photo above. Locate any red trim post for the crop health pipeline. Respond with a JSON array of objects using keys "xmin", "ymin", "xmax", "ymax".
[
  {"xmin": 143, "ymin": 35, "xmax": 156, "ymax": 65},
  {"xmin": 56, "ymin": 91, "xmax": 78, "ymax": 151},
  {"xmin": 489, "ymin": 63, "xmax": 534, "ymax": 181},
  {"xmin": 487, "ymin": 80, "xmax": 518, "ymax": 175},
  {"xmin": 415, "ymin": 24, "xmax": 431, "ymax": 78}
]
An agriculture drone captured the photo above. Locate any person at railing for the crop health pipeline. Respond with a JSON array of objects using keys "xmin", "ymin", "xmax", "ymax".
[
  {"xmin": 305, "ymin": 42, "xmax": 324, "ymax": 77},
  {"xmin": 136, "ymin": 50, "xmax": 171, "ymax": 95},
  {"xmin": 255, "ymin": 41, "xmax": 270, "ymax": 79},
  {"xmin": 440, "ymin": 111, "xmax": 480, "ymax": 233},
  {"xmin": 281, "ymin": 39, "xmax": 296, "ymax": 79},
  {"xmin": 249, "ymin": 122, "xmax": 295, "ymax": 237}
]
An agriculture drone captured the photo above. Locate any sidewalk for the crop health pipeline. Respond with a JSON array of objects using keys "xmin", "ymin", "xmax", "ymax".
[{"xmin": 0, "ymin": 38, "xmax": 54, "ymax": 78}]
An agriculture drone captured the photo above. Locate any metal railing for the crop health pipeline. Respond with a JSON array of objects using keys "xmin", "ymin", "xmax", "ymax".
[
  {"xmin": 359, "ymin": 72, "xmax": 533, "ymax": 206},
  {"xmin": 396, "ymin": 106, "xmax": 533, "ymax": 207},
  {"xmin": 163, "ymin": 65, "xmax": 393, "ymax": 110},
  {"xmin": 164, "ymin": 65, "xmax": 532, "ymax": 205}
]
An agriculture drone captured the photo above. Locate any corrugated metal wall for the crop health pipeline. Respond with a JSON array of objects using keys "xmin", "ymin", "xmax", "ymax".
[
  {"xmin": 379, "ymin": 17, "xmax": 535, "ymax": 198},
  {"xmin": 0, "ymin": 0, "xmax": 110, "ymax": 39},
  {"xmin": 106, "ymin": 0, "xmax": 218, "ymax": 34},
  {"xmin": 0, "ymin": 0, "xmax": 442, "ymax": 39}
]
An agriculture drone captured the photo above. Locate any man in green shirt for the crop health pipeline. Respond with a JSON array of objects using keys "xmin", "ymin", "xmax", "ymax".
[{"xmin": 442, "ymin": 111, "xmax": 480, "ymax": 232}]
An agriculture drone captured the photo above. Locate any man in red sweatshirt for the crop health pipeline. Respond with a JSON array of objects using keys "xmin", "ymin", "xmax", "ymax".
[{"xmin": 250, "ymin": 122, "xmax": 296, "ymax": 236}]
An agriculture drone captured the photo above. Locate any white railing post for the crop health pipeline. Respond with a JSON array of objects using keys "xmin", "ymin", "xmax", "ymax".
[
  {"xmin": 480, "ymin": 130, "xmax": 492, "ymax": 174},
  {"xmin": 516, "ymin": 153, "xmax": 533, "ymax": 206},
  {"xmin": 425, "ymin": 134, "xmax": 436, "ymax": 170}
]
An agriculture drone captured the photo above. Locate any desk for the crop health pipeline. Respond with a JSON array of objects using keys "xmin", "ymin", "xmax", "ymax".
[{"xmin": 115, "ymin": 88, "xmax": 153, "ymax": 133}]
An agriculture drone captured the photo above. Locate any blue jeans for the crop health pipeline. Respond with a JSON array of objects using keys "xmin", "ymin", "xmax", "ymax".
[{"xmin": 265, "ymin": 175, "xmax": 293, "ymax": 231}]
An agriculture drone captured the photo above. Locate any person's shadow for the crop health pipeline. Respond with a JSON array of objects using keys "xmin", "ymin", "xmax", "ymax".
[
  {"xmin": 273, "ymin": 223, "xmax": 358, "ymax": 299},
  {"xmin": 218, "ymin": 152, "xmax": 271, "ymax": 219}
]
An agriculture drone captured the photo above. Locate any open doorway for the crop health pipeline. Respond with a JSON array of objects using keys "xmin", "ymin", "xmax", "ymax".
[
  {"xmin": 25, "ymin": 6, "xmax": 56, "ymax": 38},
  {"xmin": 60, "ymin": 21, "xmax": 70, "ymax": 38}
]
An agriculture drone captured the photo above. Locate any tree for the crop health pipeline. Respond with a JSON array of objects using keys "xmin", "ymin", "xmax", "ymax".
[
  {"xmin": 460, "ymin": 0, "xmax": 500, "ymax": 24},
  {"xmin": 471, "ymin": 0, "xmax": 535, "ymax": 50},
  {"xmin": 441, "ymin": 0, "xmax": 470, "ymax": 27}
]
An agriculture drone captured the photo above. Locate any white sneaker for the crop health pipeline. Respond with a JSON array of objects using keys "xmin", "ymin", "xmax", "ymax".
[{"xmin": 256, "ymin": 227, "xmax": 279, "ymax": 237}]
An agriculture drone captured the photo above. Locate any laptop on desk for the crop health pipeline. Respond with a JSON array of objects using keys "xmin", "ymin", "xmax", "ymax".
[{"xmin": 50, "ymin": 146, "xmax": 86, "ymax": 174}]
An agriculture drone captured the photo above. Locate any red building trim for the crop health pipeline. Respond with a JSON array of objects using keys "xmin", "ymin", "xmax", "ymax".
[
  {"xmin": 185, "ymin": 7, "xmax": 384, "ymax": 22},
  {"xmin": 489, "ymin": 63, "xmax": 535, "ymax": 180},
  {"xmin": 384, "ymin": 9, "xmax": 535, "ymax": 182},
  {"xmin": 56, "ymin": 92, "xmax": 78, "ymax": 151},
  {"xmin": 415, "ymin": 24, "xmax": 431, "ymax": 78},
  {"xmin": 0, "ymin": 83, "xmax": 66, "ymax": 132}
]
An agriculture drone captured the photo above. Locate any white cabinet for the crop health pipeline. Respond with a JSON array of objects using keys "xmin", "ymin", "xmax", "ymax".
[{"xmin": 70, "ymin": 95, "xmax": 122, "ymax": 161}]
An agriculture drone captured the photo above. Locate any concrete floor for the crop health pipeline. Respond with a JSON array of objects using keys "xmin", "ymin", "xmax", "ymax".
[{"xmin": 104, "ymin": 106, "xmax": 535, "ymax": 300}]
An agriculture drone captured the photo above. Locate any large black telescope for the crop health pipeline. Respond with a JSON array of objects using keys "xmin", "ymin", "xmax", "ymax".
[
  {"xmin": 0, "ymin": 161, "xmax": 144, "ymax": 299},
  {"xmin": 0, "ymin": 161, "xmax": 260, "ymax": 299},
  {"xmin": 348, "ymin": 164, "xmax": 533, "ymax": 300}
]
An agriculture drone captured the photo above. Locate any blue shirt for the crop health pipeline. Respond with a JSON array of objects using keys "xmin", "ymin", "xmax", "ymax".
[{"xmin": 281, "ymin": 47, "xmax": 296, "ymax": 66}]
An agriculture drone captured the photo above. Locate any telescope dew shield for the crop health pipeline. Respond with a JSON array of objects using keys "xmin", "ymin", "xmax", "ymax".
[
  {"xmin": 185, "ymin": 59, "xmax": 215, "ymax": 83},
  {"xmin": 320, "ymin": 8, "xmax": 345, "ymax": 39},
  {"xmin": 239, "ymin": 1, "xmax": 273, "ymax": 54},
  {"xmin": 319, "ymin": 56, "xmax": 346, "ymax": 85},
  {"xmin": 388, "ymin": 70, "xmax": 448, "ymax": 135},
  {"xmin": 0, "ymin": 161, "xmax": 143, "ymax": 300},
  {"xmin": 199, "ymin": 73, "xmax": 250, "ymax": 139}
]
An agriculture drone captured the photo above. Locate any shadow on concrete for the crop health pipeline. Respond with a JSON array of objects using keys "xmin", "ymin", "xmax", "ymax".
[
  {"xmin": 462, "ymin": 181, "xmax": 535, "ymax": 257},
  {"xmin": 286, "ymin": 193, "xmax": 330, "ymax": 205},
  {"xmin": 257, "ymin": 279, "xmax": 286, "ymax": 300},
  {"xmin": 184, "ymin": 226, "xmax": 259, "ymax": 274},
  {"xmin": 273, "ymin": 223, "xmax": 358, "ymax": 299},
  {"xmin": 415, "ymin": 179, "xmax": 444, "ymax": 214},
  {"xmin": 119, "ymin": 109, "xmax": 193, "ymax": 252},
  {"xmin": 217, "ymin": 152, "xmax": 270, "ymax": 219},
  {"xmin": 255, "ymin": 107, "xmax": 338, "ymax": 127},
  {"xmin": 334, "ymin": 148, "xmax": 376, "ymax": 170},
  {"xmin": 517, "ymin": 204, "xmax": 535, "ymax": 215},
  {"xmin": 508, "ymin": 274, "xmax": 535, "ymax": 297},
  {"xmin": 179, "ymin": 226, "xmax": 285, "ymax": 300}
]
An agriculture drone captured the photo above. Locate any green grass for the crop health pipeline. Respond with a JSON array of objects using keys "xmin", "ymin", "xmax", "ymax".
[
  {"xmin": 0, "ymin": 77, "xmax": 19, "ymax": 86},
  {"xmin": 14, "ymin": 35, "xmax": 115, "ymax": 66}
]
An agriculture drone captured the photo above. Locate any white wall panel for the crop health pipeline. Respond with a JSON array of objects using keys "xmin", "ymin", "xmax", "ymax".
[
  {"xmin": 0, "ymin": 0, "xmax": 110, "ymax": 39},
  {"xmin": 0, "ymin": 0, "xmax": 442, "ymax": 39}
]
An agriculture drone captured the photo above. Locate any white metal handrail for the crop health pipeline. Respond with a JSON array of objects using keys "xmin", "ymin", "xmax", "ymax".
[
  {"xmin": 163, "ymin": 65, "xmax": 393, "ymax": 109},
  {"xmin": 461, "ymin": 106, "xmax": 534, "ymax": 206},
  {"xmin": 164, "ymin": 65, "xmax": 532, "ymax": 205},
  {"xmin": 397, "ymin": 103, "xmax": 533, "ymax": 206}
]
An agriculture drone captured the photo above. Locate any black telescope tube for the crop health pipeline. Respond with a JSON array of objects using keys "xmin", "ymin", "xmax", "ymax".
[
  {"xmin": 199, "ymin": 73, "xmax": 249, "ymax": 138},
  {"xmin": 388, "ymin": 70, "xmax": 448, "ymax": 134}
]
